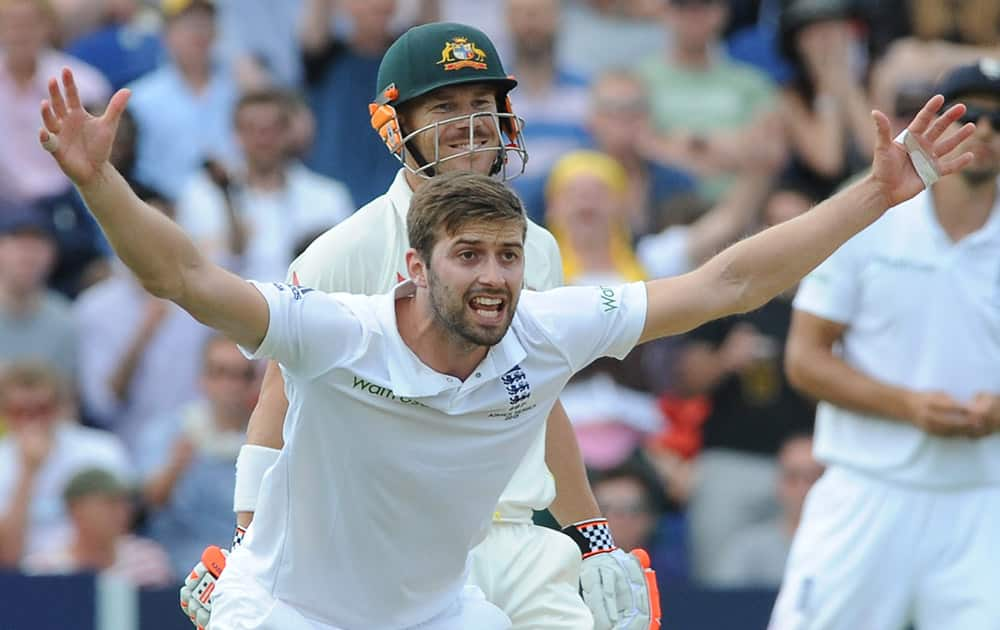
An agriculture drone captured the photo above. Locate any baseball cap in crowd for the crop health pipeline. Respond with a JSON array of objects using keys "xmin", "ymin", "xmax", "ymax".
[
  {"xmin": 62, "ymin": 468, "xmax": 130, "ymax": 504},
  {"xmin": 778, "ymin": 0, "xmax": 856, "ymax": 60},
  {"xmin": 161, "ymin": 0, "xmax": 215, "ymax": 20},
  {"xmin": 938, "ymin": 59, "xmax": 1000, "ymax": 102},
  {"xmin": 0, "ymin": 201, "xmax": 54, "ymax": 239}
]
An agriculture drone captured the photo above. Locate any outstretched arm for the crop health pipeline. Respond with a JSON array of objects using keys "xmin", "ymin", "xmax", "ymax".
[
  {"xmin": 40, "ymin": 68, "xmax": 268, "ymax": 350},
  {"xmin": 638, "ymin": 95, "xmax": 975, "ymax": 344}
]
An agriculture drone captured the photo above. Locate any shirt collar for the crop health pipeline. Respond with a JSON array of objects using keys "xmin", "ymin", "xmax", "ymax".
[
  {"xmin": 388, "ymin": 169, "xmax": 414, "ymax": 224},
  {"xmin": 374, "ymin": 280, "xmax": 527, "ymax": 398}
]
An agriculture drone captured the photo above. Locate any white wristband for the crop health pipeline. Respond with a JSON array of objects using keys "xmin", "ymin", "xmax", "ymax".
[
  {"xmin": 894, "ymin": 129, "xmax": 940, "ymax": 188},
  {"xmin": 233, "ymin": 444, "xmax": 281, "ymax": 512}
]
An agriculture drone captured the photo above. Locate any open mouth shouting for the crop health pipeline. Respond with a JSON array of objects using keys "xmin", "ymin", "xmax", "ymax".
[{"xmin": 469, "ymin": 294, "xmax": 507, "ymax": 324}]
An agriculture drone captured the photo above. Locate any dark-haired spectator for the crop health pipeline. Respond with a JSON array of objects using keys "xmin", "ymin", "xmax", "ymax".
[
  {"xmin": 136, "ymin": 335, "xmax": 259, "ymax": 579},
  {"xmin": 0, "ymin": 362, "xmax": 132, "ymax": 567},
  {"xmin": 299, "ymin": 0, "xmax": 401, "ymax": 207},
  {"xmin": 0, "ymin": 203, "xmax": 75, "ymax": 381},
  {"xmin": 715, "ymin": 433, "xmax": 823, "ymax": 587},
  {"xmin": 176, "ymin": 89, "xmax": 353, "ymax": 282},
  {"xmin": 21, "ymin": 467, "xmax": 173, "ymax": 588},
  {"xmin": 778, "ymin": 1, "xmax": 875, "ymax": 198},
  {"xmin": 0, "ymin": 0, "xmax": 110, "ymax": 203},
  {"xmin": 65, "ymin": 0, "xmax": 166, "ymax": 91},
  {"xmin": 128, "ymin": 0, "xmax": 239, "ymax": 199}
]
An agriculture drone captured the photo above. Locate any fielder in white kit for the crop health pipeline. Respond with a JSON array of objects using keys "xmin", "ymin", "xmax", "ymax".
[
  {"xmin": 770, "ymin": 60, "xmax": 1000, "ymax": 630},
  {"xmin": 39, "ymin": 61, "xmax": 976, "ymax": 628}
]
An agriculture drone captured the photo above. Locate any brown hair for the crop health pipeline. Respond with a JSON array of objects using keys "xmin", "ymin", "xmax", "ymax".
[
  {"xmin": 0, "ymin": 360, "xmax": 67, "ymax": 407},
  {"xmin": 234, "ymin": 89, "xmax": 294, "ymax": 127},
  {"xmin": 407, "ymin": 171, "xmax": 526, "ymax": 263}
]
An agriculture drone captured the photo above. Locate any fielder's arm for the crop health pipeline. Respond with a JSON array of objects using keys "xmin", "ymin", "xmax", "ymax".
[
  {"xmin": 638, "ymin": 97, "xmax": 974, "ymax": 345},
  {"xmin": 40, "ymin": 70, "xmax": 269, "ymax": 352},
  {"xmin": 785, "ymin": 310, "xmax": 987, "ymax": 438}
]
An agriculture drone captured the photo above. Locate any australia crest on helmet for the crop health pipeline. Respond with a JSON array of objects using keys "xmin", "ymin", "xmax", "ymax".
[{"xmin": 437, "ymin": 36, "xmax": 488, "ymax": 71}]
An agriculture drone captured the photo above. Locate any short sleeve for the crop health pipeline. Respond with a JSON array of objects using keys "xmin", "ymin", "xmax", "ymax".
[
  {"xmin": 241, "ymin": 281, "xmax": 364, "ymax": 379},
  {"xmin": 793, "ymin": 235, "xmax": 865, "ymax": 324},
  {"xmin": 522, "ymin": 282, "xmax": 648, "ymax": 372}
]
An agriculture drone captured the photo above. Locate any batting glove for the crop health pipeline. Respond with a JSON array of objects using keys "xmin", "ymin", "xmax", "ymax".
[
  {"xmin": 179, "ymin": 527, "xmax": 242, "ymax": 628},
  {"xmin": 564, "ymin": 519, "xmax": 662, "ymax": 630}
]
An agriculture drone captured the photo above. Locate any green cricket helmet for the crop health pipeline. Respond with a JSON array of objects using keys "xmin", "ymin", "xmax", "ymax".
[{"xmin": 369, "ymin": 22, "xmax": 528, "ymax": 180}]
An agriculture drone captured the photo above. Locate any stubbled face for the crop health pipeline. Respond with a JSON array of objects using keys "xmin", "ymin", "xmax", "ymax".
[
  {"xmin": 595, "ymin": 476, "xmax": 656, "ymax": 552},
  {"xmin": 422, "ymin": 220, "xmax": 525, "ymax": 348},
  {"xmin": 951, "ymin": 94, "xmax": 1000, "ymax": 186},
  {"xmin": 402, "ymin": 84, "xmax": 503, "ymax": 176}
]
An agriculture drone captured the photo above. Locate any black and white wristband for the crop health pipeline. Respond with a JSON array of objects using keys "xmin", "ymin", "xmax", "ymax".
[
  {"xmin": 562, "ymin": 518, "xmax": 617, "ymax": 559},
  {"xmin": 232, "ymin": 525, "xmax": 246, "ymax": 550}
]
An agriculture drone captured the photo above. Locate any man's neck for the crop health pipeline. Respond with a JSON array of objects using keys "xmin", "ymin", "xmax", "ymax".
[
  {"xmin": 396, "ymin": 295, "xmax": 488, "ymax": 381},
  {"xmin": 211, "ymin": 402, "xmax": 249, "ymax": 432},
  {"xmin": 514, "ymin": 50, "xmax": 556, "ymax": 94},
  {"xmin": 930, "ymin": 174, "xmax": 997, "ymax": 242},
  {"xmin": 5, "ymin": 54, "xmax": 39, "ymax": 88},
  {"xmin": 671, "ymin": 42, "xmax": 712, "ymax": 68},
  {"xmin": 245, "ymin": 163, "xmax": 286, "ymax": 191},
  {"xmin": 177, "ymin": 62, "xmax": 210, "ymax": 93},
  {"xmin": 0, "ymin": 285, "xmax": 42, "ymax": 317},
  {"xmin": 71, "ymin": 538, "xmax": 116, "ymax": 571}
]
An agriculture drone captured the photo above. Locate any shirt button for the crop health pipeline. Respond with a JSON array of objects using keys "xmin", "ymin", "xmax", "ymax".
[{"xmin": 475, "ymin": 372, "xmax": 482, "ymax": 378}]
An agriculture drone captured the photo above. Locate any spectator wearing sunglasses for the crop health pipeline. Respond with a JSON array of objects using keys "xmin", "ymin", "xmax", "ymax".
[{"xmin": 134, "ymin": 334, "xmax": 260, "ymax": 581}]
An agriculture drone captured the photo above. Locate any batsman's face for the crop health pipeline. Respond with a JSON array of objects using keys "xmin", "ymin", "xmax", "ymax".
[
  {"xmin": 425, "ymin": 220, "xmax": 524, "ymax": 348},
  {"xmin": 403, "ymin": 84, "xmax": 503, "ymax": 176}
]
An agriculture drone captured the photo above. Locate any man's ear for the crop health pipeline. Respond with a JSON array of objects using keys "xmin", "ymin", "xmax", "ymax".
[{"xmin": 405, "ymin": 248, "xmax": 428, "ymax": 288}]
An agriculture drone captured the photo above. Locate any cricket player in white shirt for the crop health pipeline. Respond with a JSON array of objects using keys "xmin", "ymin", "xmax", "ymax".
[
  {"xmin": 770, "ymin": 60, "xmax": 1000, "ymax": 630},
  {"xmin": 40, "ymin": 60, "xmax": 974, "ymax": 628},
  {"xmin": 189, "ymin": 22, "xmax": 659, "ymax": 630}
]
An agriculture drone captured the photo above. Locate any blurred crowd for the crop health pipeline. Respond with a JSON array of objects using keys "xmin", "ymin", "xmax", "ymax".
[{"xmin": 0, "ymin": 0, "xmax": 997, "ymax": 593}]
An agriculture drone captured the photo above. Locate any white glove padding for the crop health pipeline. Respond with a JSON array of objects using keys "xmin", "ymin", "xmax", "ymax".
[
  {"xmin": 581, "ymin": 548, "xmax": 656, "ymax": 630},
  {"xmin": 179, "ymin": 546, "xmax": 228, "ymax": 630}
]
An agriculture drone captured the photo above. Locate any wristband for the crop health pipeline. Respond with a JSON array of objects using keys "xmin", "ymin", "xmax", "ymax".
[
  {"xmin": 562, "ymin": 518, "xmax": 617, "ymax": 559},
  {"xmin": 232, "ymin": 525, "xmax": 246, "ymax": 549},
  {"xmin": 233, "ymin": 444, "xmax": 280, "ymax": 512}
]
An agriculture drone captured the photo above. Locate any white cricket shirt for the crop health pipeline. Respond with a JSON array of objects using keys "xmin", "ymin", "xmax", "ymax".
[
  {"xmin": 285, "ymin": 169, "xmax": 565, "ymax": 521},
  {"xmin": 794, "ymin": 185, "xmax": 1000, "ymax": 487},
  {"xmin": 233, "ymin": 279, "xmax": 646, "ymax": 628}
]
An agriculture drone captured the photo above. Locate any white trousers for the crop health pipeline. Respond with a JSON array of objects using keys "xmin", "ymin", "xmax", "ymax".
[
  {"xmin": 210, "ymin": 567, "xmax": 510, "ymax": 630},
  {"xmin": 770, "ymin": 466, "xmax": 1000, "ymax": 630},
  {"xmin": 468, "ymin": 521, "xmax": 593, "ymax": 630}
]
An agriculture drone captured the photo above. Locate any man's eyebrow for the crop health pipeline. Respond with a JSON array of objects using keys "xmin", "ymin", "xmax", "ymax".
[{"xmin": 452, "ymin": 238, "xmax": 523, "ymax": 249}]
